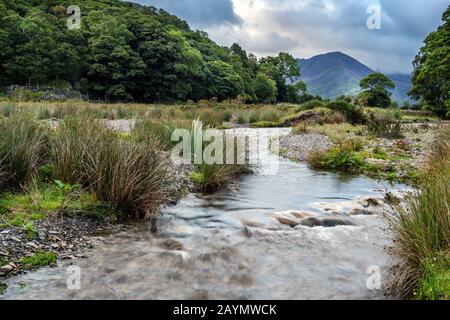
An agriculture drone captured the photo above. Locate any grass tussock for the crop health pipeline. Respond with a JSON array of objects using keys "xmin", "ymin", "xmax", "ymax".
[
  {"xmin": 51, "ymin": 117, "xmax": 170, "ymax": 219},
  {"xmin": 0, "ymin": 113, "xmax": 47, "ymax": 191},
  {"xmin": 388, "ymin": 126, "xmax": 450, "ymax": 299}
]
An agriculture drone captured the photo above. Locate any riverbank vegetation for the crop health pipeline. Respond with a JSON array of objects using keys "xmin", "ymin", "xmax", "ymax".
[{"xmin": 388, "ymin": 127, "xmax": 450, "ymax": 300}]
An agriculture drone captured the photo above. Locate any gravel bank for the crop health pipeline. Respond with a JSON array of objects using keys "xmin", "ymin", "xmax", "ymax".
[{"xmin": 280, "ymin": 133, "xmax": 333, "ymax": 161}]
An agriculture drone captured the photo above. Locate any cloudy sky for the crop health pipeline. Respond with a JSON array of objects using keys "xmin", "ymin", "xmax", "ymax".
[{"xmin": 133, "ymin": 0, "xmax": 448, "ymax": 74}]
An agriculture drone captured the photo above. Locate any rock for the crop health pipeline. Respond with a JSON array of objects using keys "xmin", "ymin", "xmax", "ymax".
[
  {"xmin": 276, "ymin": 217, "xmax": 299, "ymax": 228},
  {"xmin": 160, "ymin": 239, "xmax": 184, "ymax": 251},
  {"xmin": 300, "ymin": 218, "xmax": 322, "ymax": 228},
  {"xmin": 26, "ymin": 242, "xmax": 39, "ymax": 249},
  {"xmin": 290, "ymin": 211, "xmax": 314, "ymax": 219},
  {"xmin": 0, "ymin": 264, "xmax": 13, "ymax": 274},
  {"xmin": 301, "ymin": 217, "xmax": 354, "ymax": 228},
  {"xmin": 349, "ymin": 208, "xmax": 375, "ymax": 216},
  {"xmin": 365, "ymin": 198, "xmax": 380, "ymax": 207}
]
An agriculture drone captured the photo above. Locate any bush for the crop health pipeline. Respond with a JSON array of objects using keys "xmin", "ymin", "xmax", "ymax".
[
  {"xmin": 299, "ymin": 99, "xmax": 324, "ymax": 110},
  {"xmin": 325, "ymin": 101, "xmax": 366, "ymax": 124},
  {"xmin": 308, "ymin": 137, "xmax": 366, "ymax": 172}
]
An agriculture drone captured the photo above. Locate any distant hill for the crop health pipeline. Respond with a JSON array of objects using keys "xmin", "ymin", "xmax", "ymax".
[{"xmin": 288, "ymin": 52, "xmax": 412, "ymax": 103}]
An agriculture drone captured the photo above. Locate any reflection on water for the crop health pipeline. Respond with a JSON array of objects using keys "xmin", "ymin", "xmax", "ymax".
[{"xmin": 2, "ymin": 128, "xmax": 406, "ymax": 300}]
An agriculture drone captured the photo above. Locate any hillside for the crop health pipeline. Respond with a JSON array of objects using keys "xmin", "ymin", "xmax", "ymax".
[{"xmin": 289, "ymin": 52, "xmax": 412, "ymax": 102}]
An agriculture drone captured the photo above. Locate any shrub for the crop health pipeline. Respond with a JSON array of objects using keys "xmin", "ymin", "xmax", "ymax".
[
  {"xmin": 308, "ymin": 137, "xmax": 366, "ymax": 172},
  {"xmin": 308, "ymin": 148, "xmax": 365, "ymax": 172},
  {"xmin": 325, "ymin": 101, "xmax": 366, "ymax": 124},
  {"xmin": 299, "ymin": 99, "xmax": 324, "ymax": 110}
]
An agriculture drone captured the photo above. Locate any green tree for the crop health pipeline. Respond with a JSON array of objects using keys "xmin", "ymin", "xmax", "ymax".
[
  {"xmin": 259, "ymin": 52, "xmax": 300, "ymax": 102},
  {"xmin": 359, "ymin": 73, "xmax": 395, "ymax": 108},
  {"xmin": 87, "ymin": 17, "xmax": 146, "ymax": 101},
  {"xmin": 409, "ymin": 5, "xmax": 450, "ymax": 118},
  {"xmin": 254, "ymin": 72, "xmax": 278, "ymax": 103},
  {"xmin": 206, "ymin": 61, "xmax": 244, "ymax": 100},
  {"xmin": 286, "ymin": 81, "xmax": 307, "ymax": 104}
]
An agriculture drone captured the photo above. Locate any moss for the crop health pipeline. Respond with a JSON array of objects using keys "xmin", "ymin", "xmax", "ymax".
[{"xmin": 20, "ymin": 251, "xmax": 57, "ymax": 269}]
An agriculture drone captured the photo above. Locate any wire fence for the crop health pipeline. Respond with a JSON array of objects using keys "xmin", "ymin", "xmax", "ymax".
[{"xmin": 0, "ymin": 85, "xmax": 90, "ymax": 101}]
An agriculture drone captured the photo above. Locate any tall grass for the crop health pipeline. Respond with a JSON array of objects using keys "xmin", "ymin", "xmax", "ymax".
[
  {"xmin": 388, "ymin": 127, "xmax": 450, "ymax": 299},
  {"xmin": 51, "ymin": 117, "xmax": 170, "ymax": 219},
  {"xmin": 0, "ymin": 112, "xmax": 47, "ymax": 191}
]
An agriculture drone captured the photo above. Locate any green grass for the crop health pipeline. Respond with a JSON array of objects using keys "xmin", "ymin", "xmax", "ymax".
[
  {"xmin": 20, "ymin": 251, "xmax": 57, "ymax": 269},
  {"xmin": 388, "ymin": 127, "xmax": 450, "ymax": 299},
  {"xmin": 0, "ymin": 180, "xmax": 112, "ymax": 227},
  {"xmin": 414, "ymin": 257, "xmax": 450, "ymax": 300},
  {"xmin": 250, "ymin": 121, "xmax": 282, "ymax": 128}
]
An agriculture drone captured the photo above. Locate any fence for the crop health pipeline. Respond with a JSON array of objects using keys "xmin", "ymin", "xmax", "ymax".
[{"xmin": 0, "ymin": 85, "xmax": 90, "ymax": 101}]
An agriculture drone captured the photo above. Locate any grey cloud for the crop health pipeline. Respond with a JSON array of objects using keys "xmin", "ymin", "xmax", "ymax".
[{"xmin": 132, "ymin": 0, "xmax": 242, "ymax": 28}]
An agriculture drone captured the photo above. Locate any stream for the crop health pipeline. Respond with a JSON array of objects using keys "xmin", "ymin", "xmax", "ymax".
[{"xmin": 2, "ymin": 128, "xmax": 407, "ymax": 300}]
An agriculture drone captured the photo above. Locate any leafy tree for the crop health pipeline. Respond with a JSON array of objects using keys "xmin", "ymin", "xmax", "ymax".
[
  {"xmin": 259, "ymin": 52, "xmax": 300, "ymax": 101},
  {"xmin": 254, "ymin": 73, "xmax": 278, "ymax": 103},
  {"xmin": 205, "ymin": 61, "xmax": 244, "ymax": 100},
  {"xmin": 359, "ymin": 73, "xmax": 395, "ymax": 108},
  {"xmin": 286, "ymin": 81, "xmax": 307, "ymax": 104},
  {"xmin": 409, "ymin": 5, "xmax": 450, "ymax": 118},
  {"xmin": 87, "ymin": 17, "xmax": 146, "ymax": 101},
  {"xmin": 0, "ymin": 0, "xmax": 305, "ymax": 103}
]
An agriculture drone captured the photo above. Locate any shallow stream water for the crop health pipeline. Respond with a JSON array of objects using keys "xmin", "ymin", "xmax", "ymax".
[{"xmin": 2, "ymin": 128, "xmax": 406, "ymax": 300}]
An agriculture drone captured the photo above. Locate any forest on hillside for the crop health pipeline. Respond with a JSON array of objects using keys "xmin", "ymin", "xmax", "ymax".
[{"xmin": 0, "ymin": 0, "xmax": 305, "ymax": 103}]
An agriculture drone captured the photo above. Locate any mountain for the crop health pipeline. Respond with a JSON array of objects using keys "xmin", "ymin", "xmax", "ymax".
[{"xmin": 289, "ymin": 52, "xmax": 412, "ymax": 103}]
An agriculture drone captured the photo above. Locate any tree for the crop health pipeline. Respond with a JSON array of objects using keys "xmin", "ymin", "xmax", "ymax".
[
  {"xmin": 409, "ymin": 5, "xmax": 450, "ymax": 118},
  {"xmin": 286, "ymin": 81, "xmax": 307, "ymax": 104},
  {"xmin": 87, "ymin": 17, "xmax": 146, "ymax": 101},
  {"xmin": 254, "ymin": 73, "xmax": 278, "ymax": 103},
  {"xmin": 205, "ymin": 61, "xmax": 244, "ymax": 101},
  {"xmin": 359, "ymin": 73, "xmax": 395, "ymax": 108},
  {"xmin": 259, "ymin": 52, "xmax": 300, "ymax": 102}
]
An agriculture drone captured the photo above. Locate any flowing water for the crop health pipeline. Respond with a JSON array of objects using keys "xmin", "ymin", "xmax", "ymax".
[{"xmin": 2, "ymin": 128, "xmax": 406, "ymax": 300}]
